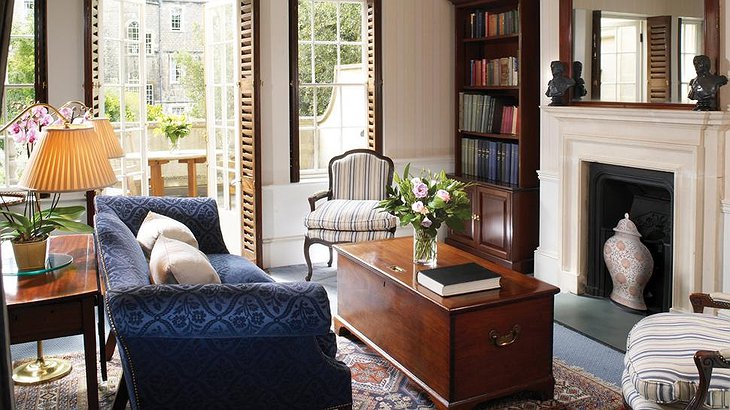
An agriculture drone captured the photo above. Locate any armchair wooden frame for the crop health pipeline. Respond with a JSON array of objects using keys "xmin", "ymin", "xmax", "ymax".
[{"xmin": 304, "ymin": 149, "xmax": 395, "ymax": 281}]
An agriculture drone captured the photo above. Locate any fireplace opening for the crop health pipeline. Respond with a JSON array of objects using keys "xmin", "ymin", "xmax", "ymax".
[{"xmin": 586, "ymin": 163, "xmax": 674, "ymax": 314}]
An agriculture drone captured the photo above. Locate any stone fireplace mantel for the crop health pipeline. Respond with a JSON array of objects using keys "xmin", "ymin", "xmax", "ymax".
[{"xmin": 537, "ymin": 106, "xmax": 730, "ymax": 312}]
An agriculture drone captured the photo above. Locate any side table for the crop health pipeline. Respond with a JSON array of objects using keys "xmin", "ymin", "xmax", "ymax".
[{"xmin": 3, "ymin": 234, "xmax": 100, "ymax": 410}]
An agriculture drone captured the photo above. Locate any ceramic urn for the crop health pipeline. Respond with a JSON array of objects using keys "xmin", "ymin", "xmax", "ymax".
[{"xmin": 603, "ymin": 213, "xmax": 653, "ymax": 311}]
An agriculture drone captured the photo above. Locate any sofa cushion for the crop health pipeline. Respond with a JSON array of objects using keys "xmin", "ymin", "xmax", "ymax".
[
  {"xmin": 137, "ymin": 211, "xmax": 199, "ymax": 258},
  {"xmin": 95, "ymin": 212, "xmax": 151, "ymax": 290},
  {"xmin": 304, "ymin": 199, "xmax": 396, "ymax": 231},
  {"xmin": 149, "ymin": 235, "xmax": 220, "ymax": 285},
  {"xmin": 625, "ymin": 312, "xmax": 730, "ymax": 408},
  {"xmin": 207, "ymin": 254, "xmax": 273, "ymax": 284}
]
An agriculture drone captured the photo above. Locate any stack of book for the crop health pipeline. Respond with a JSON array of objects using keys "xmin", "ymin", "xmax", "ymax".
[
  {"xmin": 465, "ymin": 9, "xmax": 520, "ymax": 39},
  {"xmin": 468, "ymin": 57, "xmax": 519, "ymax": 87},
  {"xmin": 458, "ymin": 92, "xmax": 517, "ymax": 135},
  {"xmin": 461, "ymin": 138, "xmax": 519, "ymax": 185},
  {"xmin": 417, "ymin": 262, "xmax": 501, "ymax": 297}
]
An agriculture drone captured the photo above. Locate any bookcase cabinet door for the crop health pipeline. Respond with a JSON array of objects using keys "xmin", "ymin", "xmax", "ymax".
[
  {"xmin": 448, "ymin": 186, "xmax": 477, "ymax": 247},
  {"xmin": 476, "ymin": 186, "xmax": 511, "ymax": 260}
]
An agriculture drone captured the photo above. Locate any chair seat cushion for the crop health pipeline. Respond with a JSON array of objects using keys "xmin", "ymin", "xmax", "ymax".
[
  {"xmin": 625, "ymin": 312, "xmax": 730, "ymax": 408},
  {"xmin": 304, "ymin": 200, "xmax": 396, "ymax": 231},
  {"xmin": 306, "ymin": 229, "xmax": 393, "ymax": 244},
  {"xmin": 207, "ymin": 254, "xmax": 274, "ymax": 284}
]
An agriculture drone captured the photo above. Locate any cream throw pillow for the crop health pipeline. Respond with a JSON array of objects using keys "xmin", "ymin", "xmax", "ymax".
[
  {"xmin": 149, "ymin": 235, "xmax": 220, "ymax": 284},
  {"xmin": 136, "ymin": 211, "xmax": 199, "ymax": 258}
]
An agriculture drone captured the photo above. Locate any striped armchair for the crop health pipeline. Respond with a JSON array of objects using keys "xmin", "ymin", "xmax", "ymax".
[
  {"xmin": 623, "ymin": 293, "xmax": 730, "ymax": 409},
  {"xmin": 304, "ymin": 149, "xmax": 397, "ymax": 281}
]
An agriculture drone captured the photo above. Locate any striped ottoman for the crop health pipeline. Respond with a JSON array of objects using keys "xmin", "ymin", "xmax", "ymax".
[{"xmin": 623, "ymin": 312, "xmax": 730, "ymax": 409}]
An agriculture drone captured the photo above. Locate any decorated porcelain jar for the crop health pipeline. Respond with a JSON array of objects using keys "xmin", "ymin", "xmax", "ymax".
[{"xmin": 603, "ymin": 213, "xmax": 653, "ymax": 311}]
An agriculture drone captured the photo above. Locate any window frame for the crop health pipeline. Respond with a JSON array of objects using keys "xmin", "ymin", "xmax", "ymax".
[
  {"xmin": 126, "ymin": 20, "xmax": 139, "ymax": 55},
  {"xmin": 145, "ymin": 31, "xmax": 153, "ymax": 55},
  {"xmin": 169, "ymin": 55, "xmax": 182, "ymax": 84},
  {"xmin": 145, "ymin": 83, "xmax": 153, "ymax": 105},
  {"xmin": 288, "ymin": 0, "xmax": 381, "ymax": 183},
  {"xmin": 170, "ymin": 6, "xmax": 182, "ymax": 31}
]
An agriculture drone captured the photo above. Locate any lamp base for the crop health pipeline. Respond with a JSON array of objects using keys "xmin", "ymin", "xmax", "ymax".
[{"xmin": 12, "ymin": 357, "xmax": 72, "ymax": 385}]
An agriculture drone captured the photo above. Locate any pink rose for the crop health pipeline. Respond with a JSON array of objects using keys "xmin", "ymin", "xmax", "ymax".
[
  {"xmin": 411, "ymin": 201, "xmax": 429, "ymax": 215},
  {"xmin": 412, "ymin": 182, "xmax": 428, "ymax": 198},
  {"xmin": 421, "ymin": 217, "xmax": 432, "ymax": 228},
  {"xmin": 436, "ymin": 189, "xmax": 450, "ymax": 202}
]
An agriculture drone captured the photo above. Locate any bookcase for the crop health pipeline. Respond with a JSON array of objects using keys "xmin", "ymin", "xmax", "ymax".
[{"xmin": 446, "ymin": 0, "xmax": 540, "ymax": 273}]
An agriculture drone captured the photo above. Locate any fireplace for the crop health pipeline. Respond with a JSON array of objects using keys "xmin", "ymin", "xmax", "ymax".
[
  {"xmin": 536, "ymin": 106, "xmax": 730, "ymax": 313},
  {"xmin": 586, "ymin": 163, "xmax": 673, "ymax": 314}
]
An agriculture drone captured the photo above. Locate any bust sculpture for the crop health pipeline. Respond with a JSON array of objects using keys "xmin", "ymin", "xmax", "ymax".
[
  {"xmin": 688, "ymin": 55, "xmax": 727, "ymax": 111},
  {"xmin": 572, "ymin": 61, "xmax": 587, "ymax": 101},
  {"xmin": 545, "ymin": 61, "xmax": 575, "ymax": 106}
]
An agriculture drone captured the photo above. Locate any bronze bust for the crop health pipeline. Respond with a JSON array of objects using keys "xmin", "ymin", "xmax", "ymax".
[
  {"xmin": 688, "ymin": 55, "xmax": 727, "ymax": 111},
  {"xmin": 545, "ymin": 61, "xmax": 575, "ymax": 106}
]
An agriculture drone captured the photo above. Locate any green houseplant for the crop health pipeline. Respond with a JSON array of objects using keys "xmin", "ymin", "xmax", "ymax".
[
  {"xmin": 0, "ymin": 194, "xmax": 92, "ymax": 270},
  {"xmin": 155, "ymin": 113, "xmax": 191, "ymax": 150}
]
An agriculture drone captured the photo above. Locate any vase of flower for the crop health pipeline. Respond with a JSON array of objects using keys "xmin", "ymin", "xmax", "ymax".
[
  {"xmin": 413, "ymin": 227, "xmax": 437, "ymax": 265},
  {"xmin": 378, "ymin": 164, "xmax": 472, "ymax": 266}
]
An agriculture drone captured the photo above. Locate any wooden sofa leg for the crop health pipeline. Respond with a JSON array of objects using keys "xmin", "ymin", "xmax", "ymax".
[
  {"xmin": 112, "ymin": 370, "xmax": 129, "ymax": 410},
  {"xmin": 105, "ymin": 332, "xmax": 116, "ymax": 362},
  {"xmin": 304, "ymin": 237, "xmax": 314, "ymax": 281}
]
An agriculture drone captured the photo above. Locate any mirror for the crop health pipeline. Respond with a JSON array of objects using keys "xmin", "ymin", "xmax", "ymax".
[{"xmin": 559, "ymin": 0, "xmax": 719, "ymax": 107}]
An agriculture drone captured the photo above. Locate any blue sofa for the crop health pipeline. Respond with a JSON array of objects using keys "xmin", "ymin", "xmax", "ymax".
[{"xmin": 94, "ymin": 196, "xmax": 352, "ymax": 410}]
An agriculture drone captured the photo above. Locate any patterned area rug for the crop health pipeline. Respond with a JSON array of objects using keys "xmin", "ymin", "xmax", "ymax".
[{"xmin": 12, "ymin": 336, "xmax": 622, "ymax": 409}]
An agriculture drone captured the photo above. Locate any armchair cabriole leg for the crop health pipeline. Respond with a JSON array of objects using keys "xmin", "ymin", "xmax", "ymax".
[
  {"xmin": 327, "ymin": 246, "xmax": 333, "ymax": 267},
  {"xmin": 304, "ymin": 236, "xmax": 314, "ymax": 281},
  {"xmin": 687, "ymin": 350, "xmax": 729, "ymax": 410}
]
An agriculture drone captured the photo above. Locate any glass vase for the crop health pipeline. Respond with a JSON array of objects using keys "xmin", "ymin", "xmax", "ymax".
[
  {"xmin": 413, "ymin": 227, "xmax": 437, "ymax": 265},
  {"xmin": 169, "ymin": 139, "xmax": 180, "ymax": 151}
]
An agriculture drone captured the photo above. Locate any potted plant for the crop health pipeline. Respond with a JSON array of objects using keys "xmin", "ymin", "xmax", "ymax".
[
  {"xmin": 0, "ymin": 193, "xmax": 92, "ymax": 270},
  {"xmin": 155, "ymin": 113, "xmax": 191, "ymax": 151}
]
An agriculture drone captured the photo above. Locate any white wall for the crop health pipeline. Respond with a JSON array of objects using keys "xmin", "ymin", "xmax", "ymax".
[{"xmin": 47, "ymin": 0, "xmax": 85, "ymax": 106}]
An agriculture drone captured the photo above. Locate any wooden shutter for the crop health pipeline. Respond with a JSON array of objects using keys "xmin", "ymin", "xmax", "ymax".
[
  {"xmin": 647, "ymin": 16, "xmax": 672, "ymax": 103},
  {"xmin": 590, "ymin": 10, "xmax": 601, "ymax": 100},
  {"xmin": 84, "ymin": 0, "xmax": 100, "ymax": 111},
  {"xmin": 366, "ymin": 0, "xmax": 381, "ymax": 152},
  {"xmin": 240, "ymin": 0, "xmax": 261, "ymax": 264}
]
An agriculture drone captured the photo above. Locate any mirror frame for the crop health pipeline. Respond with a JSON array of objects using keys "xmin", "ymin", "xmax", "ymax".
[{"xmin": 559, "ymin": 0, "xmax": 719, "ymax": 109}]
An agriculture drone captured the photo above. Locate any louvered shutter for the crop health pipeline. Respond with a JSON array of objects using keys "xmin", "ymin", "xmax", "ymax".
[
  {"xmin": 240, "ymin": 0, "xmax": 261, "ymax": 264},
  {"xmin": 647, "ymin": 16, "xmax": 672, "ymax": 103},
  {"xmin": 366, "ymin": 0, "xmax": 381, "ymax": 152}
]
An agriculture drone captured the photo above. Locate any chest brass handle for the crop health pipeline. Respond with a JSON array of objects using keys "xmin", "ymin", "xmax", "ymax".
[{"xmin": 489, "ymin": 324, "xmax": 521, "ymax": 347}]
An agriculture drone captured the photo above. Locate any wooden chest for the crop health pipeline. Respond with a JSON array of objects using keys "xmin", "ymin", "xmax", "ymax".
[{"xmin": 334, "ymin": 238, "xmax": 559, "ymax": 410}]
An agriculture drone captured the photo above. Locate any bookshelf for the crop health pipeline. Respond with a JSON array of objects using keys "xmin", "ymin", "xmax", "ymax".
[{"xmin": 446, "ymin": 0, "xmax": 540, "ymax": 273}]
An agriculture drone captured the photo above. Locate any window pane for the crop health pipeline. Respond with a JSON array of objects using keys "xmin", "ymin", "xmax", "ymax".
[
  {"xmin": 102, "ymin": 40, "xmax": 121, "ymax": 84},
  {"xmin": 299, "ymin": 86, "xmax": 315, "ymax": 117},
  {"xmin": 340, "ymin": 44, "xmax": 362, "ymax": 65},
  {"xmin": 339, "ymin": 2, "xmax": 362, "ymax": 42},
  {"xmin": 7, "ymin": 38, "xmax": 34, "ymax": 84},
  {"xmin": 298, "ymin": 0, "xmax": 312, "ymax": 41},
  {"xmin": 601, "ymin": 54, "xmax": 616, "ymax": 82},
  {"xmin": 313, "ymin": 1, "xmax": 337, "ymax": 41},
  {"xmin": 299, "ymin": 128, "xmax": 315, "ymax": 170},
  {"xmin": 619, "ymin": 84, "xmax": 636, "ymax": 101},
  {"xmin": 4, "ymin": 88, "xmax": 34, "ymax": 120},
  {"xmin": 618, "ymin": 54, "xmax": 636, "ymax": 82},
  {"xmin": 315, "ymin": 86, "xmax": 333, "ymax": 117},
  {"xmin": 298, "ymin": 43, "xmax": 312, "ymax": 84},
  {"xmin": 617, "ymin": 25, "xmax": 636, "ymax": 52},
  {"xmin": 103, "ymin": 88, "xmax": 122, "ymax": 122},
  {"xmin": 314, "ymin": 44, "xmax": 336, "ymax": 83},
  {"xmin": 341, "ymin": 85, "xmax": 366, "ymax": 127}
]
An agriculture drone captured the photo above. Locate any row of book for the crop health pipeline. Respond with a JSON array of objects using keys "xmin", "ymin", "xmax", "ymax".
[
  {"xmin": 458, "ymin": 92, "xmax": 519, "ymax": 135},
  {"xmin": 468, "ymin": 57, "xmax": 518, "ymax": 87},
  {"xmin": 465, "ymin": 9, "xmax": 520, "ymax": 39},
  {"xmin": 461, "ymin": 138, "xmax": 519, "ymax": 185}
]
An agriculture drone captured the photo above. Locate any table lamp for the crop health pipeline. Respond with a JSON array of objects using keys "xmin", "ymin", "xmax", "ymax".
[{"xmin": 0, "ymin": 105, "xmax": 117, "ymax": 385}]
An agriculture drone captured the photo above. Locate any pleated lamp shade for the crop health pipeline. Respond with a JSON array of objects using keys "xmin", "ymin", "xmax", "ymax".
[
  {"xmin": 90, "ymin": 118, "xmax": 124, "ymax": 158},
  {"xmin": 18, "ymin": 124, "xmax": 118, "ymax": 193}
]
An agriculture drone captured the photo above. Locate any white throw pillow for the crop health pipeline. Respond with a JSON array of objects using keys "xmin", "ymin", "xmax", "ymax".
[
  {"xmin": 149, "ymin": 235, "xmax": 220, "ymax": 284},
  {"xmin": 136, "ymin": 211, "xmax": 198, "ymax": 258}
]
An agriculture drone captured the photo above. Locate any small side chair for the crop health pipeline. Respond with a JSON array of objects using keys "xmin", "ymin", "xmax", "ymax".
[{"xmin": 303, "ymin": 149, "xmax": 397, "ymax": 281}]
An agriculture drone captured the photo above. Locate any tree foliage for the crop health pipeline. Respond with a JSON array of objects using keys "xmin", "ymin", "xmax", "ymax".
[
  {"xmin": 175, "ymin": 51, "xmax": 206, "ymax": 119},
  {"xmin": 5, "ymin": 9, "xmax": 35, "ymax": 120}
]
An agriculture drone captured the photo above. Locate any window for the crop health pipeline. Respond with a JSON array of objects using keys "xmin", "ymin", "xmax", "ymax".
[
  {"xmin": 599, "ymin": 17, "xmax": 644, "ymax": 102},
  {"xmin": 2, "ymin": 0, "xmax": 47, "ymax": 187},
  {"xmin": 23, "ymin": 0, "xmax": 33, "ymax": 10},
  {"xmin": 290, "ymin": 0, "xmax": 379, "ymax": 181},
  {"xmin": 679, "ymin": 19, "xmax": 704, "ymax": 104},
  {"xmin": 170, "ymin": 105, "xmax": 185, "ymax": 115},
  {"xmin": 145, "ymin": 32, "xmax": 153, "ymax": 55},
  {"xmin": 169, "ymin": 56, "xmax": 182, "ymax": 84},
  {"xmin": 171, "ymin": 7, "xmax": 182, "ymax": 31},
  {"xmin": 146, "ymin": 84, "xmax": 154, "ymax": 105},
  {"xmin": 127, "ymin": 21, "xmax": 139, "ymax": 54}
]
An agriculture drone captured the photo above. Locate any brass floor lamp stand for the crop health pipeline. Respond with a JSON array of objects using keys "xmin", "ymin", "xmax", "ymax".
[{"xmin": 12, "ymin": 340, "xmax": 72, "ymax": 385}]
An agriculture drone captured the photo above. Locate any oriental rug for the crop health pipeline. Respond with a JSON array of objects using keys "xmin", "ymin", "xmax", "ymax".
[{"xmin": 12, "ymin": 336, "xmax": 622, "ymax": 409}]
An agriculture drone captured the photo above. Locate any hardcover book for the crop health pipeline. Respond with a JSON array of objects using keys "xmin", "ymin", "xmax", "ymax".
[{"xmin": 417, "ymin": 262, "xmax": 501, "ymax": 296}]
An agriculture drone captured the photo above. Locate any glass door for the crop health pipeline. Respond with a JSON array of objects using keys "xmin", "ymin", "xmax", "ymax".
[{"xmin": 205, "ymin": 0, "xmax": 242, "ymax": 254}]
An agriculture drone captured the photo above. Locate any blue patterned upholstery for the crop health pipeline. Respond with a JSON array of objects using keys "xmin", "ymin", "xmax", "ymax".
[
  {"xmin": 623, "ymin": 312, "xmax": 730, "ymax": 409},
  {"xmin": 95, "ymin": 196, "xmax": 352, "ymax": 410}
]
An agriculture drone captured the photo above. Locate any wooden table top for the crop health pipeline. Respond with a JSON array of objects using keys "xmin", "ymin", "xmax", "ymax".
[
  {"xmin": 3, "ymin": 234, "xmax": 98, "ymax": 306},
  {"xmin": 335, "ymin": 237, "xmax": 559, "ymax": 312},
  {"xmin": 126, "ymin": 149, "xmax": 207, "ymax": 162}
]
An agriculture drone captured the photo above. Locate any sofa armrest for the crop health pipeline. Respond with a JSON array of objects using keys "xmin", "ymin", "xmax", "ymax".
[
  {"xmin": 686, "ymin": 349, "xmax": 730, "ymax": 410},
  {"xmin": 106, "ymin": 281, "xmax": 333, "ymax": 339},
  {"xmin": 308, "ymin": 190, "xmax": 331, "ymax": 211},
  {"xmin": 690, "ymin": 293, "xmax": 730, "ymax": 313}
]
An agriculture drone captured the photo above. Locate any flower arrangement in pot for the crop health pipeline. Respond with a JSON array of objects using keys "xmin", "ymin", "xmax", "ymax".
[
  {"xmin": 155, "ymin": 112, "xmax": 191, "ymax": 151},
  {"xmin": 378, "ymin": 165, "xmax": 472, "ymax": 265},
  {"xmin": 0, "ymin": 193, "xmax": 92, "ymax": 271}
]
